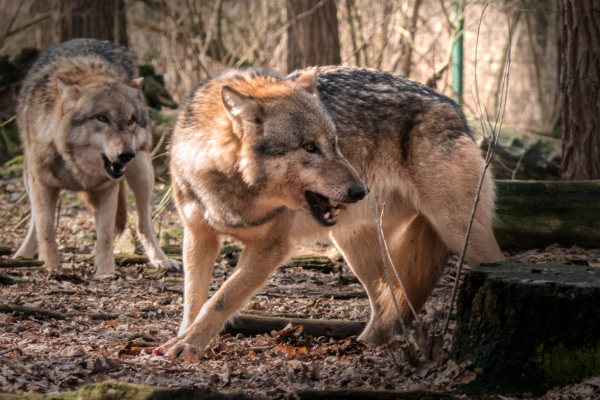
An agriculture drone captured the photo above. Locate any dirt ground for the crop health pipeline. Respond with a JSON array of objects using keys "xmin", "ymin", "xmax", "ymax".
[{"xmin": 0, "ymin": 179, "xmax": 599, "ymax": 399}]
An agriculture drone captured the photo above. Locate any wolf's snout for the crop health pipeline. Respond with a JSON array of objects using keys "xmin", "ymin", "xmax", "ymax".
[
  {"xmin": 117, "ymin": 148, "xmax": 135, "ymax": 164},
  {"xmin": 347, "ymin": 182, "xmax": 368, "ymax": 203}
]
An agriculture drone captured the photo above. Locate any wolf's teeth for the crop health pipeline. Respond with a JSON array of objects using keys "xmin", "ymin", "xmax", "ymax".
[
  {"xmin": 331, "ymin": 209, "xmax": 340, "ymax": 217},
  {"xmin": 324, "ymin": 212, "xmax": 331, "ymax": 220}
]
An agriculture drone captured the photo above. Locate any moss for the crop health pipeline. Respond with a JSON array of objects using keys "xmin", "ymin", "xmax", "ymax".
[
  {"xmin": 0, "ymin": 381, "xmax": 157, "ymax": 400},
  {"xmin": 534, "ymin": 341, "xmax": 600, "ymax": 386}
]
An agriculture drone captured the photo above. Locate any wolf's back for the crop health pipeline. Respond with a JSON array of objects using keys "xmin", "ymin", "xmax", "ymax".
[{"xmin": 26, "ymin": 39, "xmax": 138, "ymax": 82}]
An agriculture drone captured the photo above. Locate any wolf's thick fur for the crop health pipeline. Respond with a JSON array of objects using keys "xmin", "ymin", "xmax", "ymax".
[
  {"xmin": 166, "ymin": 67, "xmax": 504, "ymax": 358},
  {"xmin": 14, "ymin": 39, "xmax": 180, "ymax": 274}
]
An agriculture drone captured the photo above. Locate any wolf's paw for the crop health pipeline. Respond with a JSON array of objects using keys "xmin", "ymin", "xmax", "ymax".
[
  {"xmin": 148, "ymin": 259, "xmax": 182, "ymax": 271},
  {"xmin": 164, "ymin": 339, "xmax": 203, "ymax": 360},
  {"xmin": 94, "ymin": 266, "xmax": 116, "ymax": 276},
  {"xmin": 45, "ymin": 264, "xmax": 62, "ymax": 273}
]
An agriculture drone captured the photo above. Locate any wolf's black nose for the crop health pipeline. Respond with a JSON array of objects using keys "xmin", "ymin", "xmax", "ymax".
[
  {"xmin": 348, "ymin": 182, "xmax": 367, "ymax": 202},
  {"xmin": 118, "ymin": 148, "xmax": 135, "ymax": 164}
]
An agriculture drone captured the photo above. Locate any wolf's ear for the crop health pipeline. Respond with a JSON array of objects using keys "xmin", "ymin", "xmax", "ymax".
[
  {"xmin": 221, "ymin": 86, "xmax": 263, "ymax": 137},
  {"xmin": 56, "ymin": 78, "xmax": 81, "ymax": 107},
  {"xmin": 129, "ymin": 77, "xmax": 144, "ymax": 89},
  {"xmin": 295, "ymin": 70, "xmax": 317, "ymax": 94}
]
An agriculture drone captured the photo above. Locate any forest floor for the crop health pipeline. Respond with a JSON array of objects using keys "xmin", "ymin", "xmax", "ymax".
[{"xmin": 0, "ymin": 179, "xmax": 599, "ymax": 399}]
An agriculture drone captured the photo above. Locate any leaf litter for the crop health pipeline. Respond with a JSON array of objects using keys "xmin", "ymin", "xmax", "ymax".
[{"xmin": 1, "ymin": 180, "xmax": 599, "ymax": 399}]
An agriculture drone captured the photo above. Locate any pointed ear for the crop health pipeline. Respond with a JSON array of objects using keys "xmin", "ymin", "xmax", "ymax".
[
  {"xmin": 56, "ymin": 77, "xmax": 81, "ymax": 106},
  {"xmin": 295, "ymin": 70, "xmax": 317, "ymax": 94},
  {"xmin": 221, "ymin": 85, "xmax": 263, "ymax": 132},
  {"xmin": 129, "ymin": 77, "xmax": 144, "ymax": 89}
]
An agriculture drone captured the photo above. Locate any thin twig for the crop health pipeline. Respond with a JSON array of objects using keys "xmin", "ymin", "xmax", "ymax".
[
  {"xmin": 0, "ymin": 0, "xmax": 25, "ymax": 48},
  {"xmin": 358, "ymin": 162, "xmax": 410, "ymax": 341},
  {"xmin": 511, "ymin": 131, "xmax": 534, "ymax": 180},
  {"xmin": 150, "ymin": 127, "xmax": 169, "ymax": 158},
  {"xmin": 1, "ymin": 193, "xmax": 27, "ymax": 218},
  {"xmin": 0, "ymin": 116, "xmax": 16, "ymax": 127},
  {"xmin": 159, "ymin": 0, "xmax": 210, "ymax": 77},
  {"xmin": 0, "ymin": 347, "xmax": 22, "ymax": 356},
  {"xmin": 441, "ymin": 2, "xmax": 514, "ymax": 339},
  {"xmin": 152, "ymin": 185, "xmax": 173, "ymax": 221},
  {"xmin": 13, "ymin": 211, "xmax": 31, "ymax": 232}
]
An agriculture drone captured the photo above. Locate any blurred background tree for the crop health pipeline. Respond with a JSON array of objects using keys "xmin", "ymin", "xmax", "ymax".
[
  {"xmin": 0, "ymin": 0, "xmax": 596, "ymax": 182},
  {"xmin": 57, "ymin": 0, "xmax": 128, "ymax": 45}
]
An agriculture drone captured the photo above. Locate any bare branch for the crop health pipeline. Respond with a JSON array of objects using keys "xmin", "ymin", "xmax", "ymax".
[{"xmin": 441, "ymin": 1, "xmax": 515, "ymax": 339}]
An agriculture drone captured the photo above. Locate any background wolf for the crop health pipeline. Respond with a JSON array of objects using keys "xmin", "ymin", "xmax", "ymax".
[
  {"xmin": 166, "ymin": 67, "xmax": 504, "ymax": 358},
  {"xmin": 14, "ymin": 38, "xmax": 180, "ymax": 275}
]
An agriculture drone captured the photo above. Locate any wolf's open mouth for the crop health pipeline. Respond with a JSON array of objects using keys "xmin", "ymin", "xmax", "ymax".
[
  {"xmin": 102, "ymin": 154, "xmax": 126, "ymax": 179},
  {"xmin": 305, "ymin": 191, "xmax": 345, "ymax": 227}
]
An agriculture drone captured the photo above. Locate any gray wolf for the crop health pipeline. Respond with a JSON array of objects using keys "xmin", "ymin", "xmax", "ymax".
[
  {"xmin": 14, "ymin": 38, "xmax": 180, "ymax": 275},
  {"xmin": 165, "ymin": 66, "xmax": 504, "ymax": 358}
]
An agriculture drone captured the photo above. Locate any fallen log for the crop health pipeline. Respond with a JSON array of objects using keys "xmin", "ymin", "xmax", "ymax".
[
  {"xmin": 289, "ymin": 390, "xmax": 457, "ymax": 400},
  {"xmin": 493, "ymin": 180, "xmax": 600, "ymax": 248},
  {"xmin": 225, "ymin": 315, "xmax": 365, "ymax": 340},
  {"xmin": 451, "ymin": 260, "xmax": 600, "ymax": 396},
  {"xmin": 0, "ymin": 274, "xmax": 15, "ymax": 285},
  {"xmin": 0, "ymin": 380, "xmax": 253, "ymax": 400},
  {"xmin": 0, "ymin": 245, "xmax": 13, "ymax": 256},
  {"xmin": 0, "ymin": 302, "xmax": 65, "ymax": 320},
  {"xmin": 0, "ymin": 257, "xmax": 44, "ymax": 268}
]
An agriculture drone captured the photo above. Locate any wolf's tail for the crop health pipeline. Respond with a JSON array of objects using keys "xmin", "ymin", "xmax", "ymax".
[
  {"xmin": 375, "ymin": 214, "xmax": 449, "ymax": 334},
  {"xmin": 115, "ymin": 179, "xmax": 127, "ymax": 235}
]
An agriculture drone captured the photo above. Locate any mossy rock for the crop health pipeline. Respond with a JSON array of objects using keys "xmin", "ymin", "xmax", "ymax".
[{"xmin": 451, "ymin": 260, "xmax": 600, "ymax": 396}]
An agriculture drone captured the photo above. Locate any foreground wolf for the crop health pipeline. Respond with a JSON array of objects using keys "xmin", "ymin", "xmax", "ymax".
[
  {"xmin": 14, "ymin": 39, "xmax": 180, "ymax": 274},
  {"xmin": 166, "ymin": 67, "xmax": 504, "ymax": 357}
]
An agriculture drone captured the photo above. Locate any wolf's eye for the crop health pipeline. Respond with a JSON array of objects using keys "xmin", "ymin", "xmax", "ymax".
[
  {"xmin": 127, "ymin": 118, "xmax": 135, "ymax": 126},
  {"xmin": 97, "ymin": 115, "xmax": 108, "ymax": 123},
  {"xmin": 303, "ymin": 143, "xmax": 319, "ymax": 154}
]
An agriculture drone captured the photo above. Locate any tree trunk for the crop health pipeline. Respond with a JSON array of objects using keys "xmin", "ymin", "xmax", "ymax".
[
  {"xmin": 287, "ymin": 0, "xmax": 341, "ymax": 73},
  {"xmin": 558, "ymin": 0, "xmax": 600, "ymax": 180},
  {"xmin": 451, "ymin": 260, "xmax": 600, "ymax": 396},
  {"xmin": 401, "ymin": 0, "xmax": 422, "ymax": 78},
  {"xmin": 57, "ymin": 0, "xmax": 128, "ymax": 46}
]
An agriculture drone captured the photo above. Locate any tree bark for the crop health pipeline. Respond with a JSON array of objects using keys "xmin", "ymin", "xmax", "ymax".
[
  {"xmin": 558, "ymin": 0, "xmax": 600, "ymax": 180},
  {"xmin": 401, "ymin": 0, "xmax": 422, "ymax": 77},
  {"xmin": 287, "ymin": 0, "xmax": 341, "ymax": 72},
  {"xmin": 57, "ymin": 0, "xmax": 128, "ymax": 46}
]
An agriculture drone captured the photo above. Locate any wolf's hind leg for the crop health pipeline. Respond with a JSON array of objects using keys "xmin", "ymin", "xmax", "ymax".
[
  {"xmin": 330, "ymin": 198, "xmax": 419, "ymax": 344},
  {"xmin": 125, "ymin": 151, "xmax": 181, "ymax": 271},
  {"xmin": 331, "ymin": 225, "xmax": 389, "ymax": 344},
  {"xmin": 374, "ymin": 214, "xmax": 449, "ymax": 336}
]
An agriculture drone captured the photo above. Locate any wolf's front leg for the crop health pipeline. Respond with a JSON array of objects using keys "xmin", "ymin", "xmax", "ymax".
[
  {"xmin": 25, "ymin": 179, "xmax": 60, "ymax": 272},
  {"xmin": 178, "ymin": 219, "xmax": 221, "ymax": 335},
  {"xmin": 89, "ymin": 183, "xmax": 120, "ymax": 275},
  {"xmin": 14, "ymin": 170, "xmax": 38, "ymax": 259},
  {"xmin": 165, "ymin": 230, "xmax": 291, "ymax": 359},
  {"xmin": 125, "ymin": 151, "xmax": 181, "ymax": 271}
]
